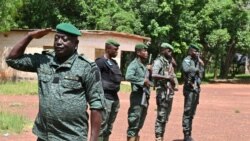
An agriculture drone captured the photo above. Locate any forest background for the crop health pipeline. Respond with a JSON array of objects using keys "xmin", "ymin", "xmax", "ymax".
[{"xmin": 1, "ymin": 0, "xmax": 250, "ymax": 79}]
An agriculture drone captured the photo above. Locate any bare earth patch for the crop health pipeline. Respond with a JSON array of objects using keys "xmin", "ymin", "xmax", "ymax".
[{"xmin": 0, "ymin": 84, "xmax": 249, "ymax": 141}]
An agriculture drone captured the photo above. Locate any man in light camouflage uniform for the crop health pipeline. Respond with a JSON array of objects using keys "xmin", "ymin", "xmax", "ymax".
[
  {"xmin": 182, "ymin": 44, "xmax": 204, "ymax": 141},
  {"xmin": 5, "ymin": 23, "xmax": 105, "ymax": 141},
  {"xmin": 126, "ymin": 43, "xmax": 151, "ymax": 141},
  {"xmin": 96, "ymin": 39, "xmax": 122, "ymax": 141},
  {"xmin": 152, "ymin": 43, "xmax": 178, "ymax": 141}
]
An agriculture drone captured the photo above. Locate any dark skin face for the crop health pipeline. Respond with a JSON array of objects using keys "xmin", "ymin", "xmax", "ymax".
[
  {"xmin": 136, "ymin": 48, "xmax": 148, "ymax": 61},
  {"xmin": 105, "ymin": 45, "xmax": 119, "ymax": 59},
  {"xmin": 189, "ymin": 48, "xmax": 199, "ymax": 60},
  {"xmin": 162, "ymin": 48, "xmax": 173, "ymax": 59},
  {"xmin": 54, "ymin": 32, "xmax": 79, "ymax": 63}
]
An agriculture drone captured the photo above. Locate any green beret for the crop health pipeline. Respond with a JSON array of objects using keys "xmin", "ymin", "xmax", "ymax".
[
  {"xmin": 160, "ymin": 43, "xmax": 173, "ymax": 50},
  {"xmin": 106, "ymin": 39, "xmax": 120, "ymax": 47},
  {"xmin": 56, "ymin": 23, "xmax": 81, "ymax": 36},
  {"xmin": 189, "ymin": 44, "xmax": 200, "ymax": 51},
  {"xmin": 135, "ymin": 43, "xmax": 148, "ymax": 50}
]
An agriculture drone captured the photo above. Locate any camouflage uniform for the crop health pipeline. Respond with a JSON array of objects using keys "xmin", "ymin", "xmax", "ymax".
[
  {"xmin": 6, "ymin": 52, "xmax": 104, "ymax": 141},
  {"xmin": 182, "ymin": 55, "xmax": 203, "ymax": 138},
  {"xmin": 95, "ymin": 56, "xmax": 122, "ymax": 141},
  {"xmin": 152, "ymin": 55, "xmax": 175, "ymax": 139},
  {"xmin": 126, "ymin": 58, "xmax": 150, "ymax": 138}
]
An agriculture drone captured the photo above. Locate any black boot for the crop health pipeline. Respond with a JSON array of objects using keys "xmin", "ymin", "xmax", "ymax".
[{"xmin": 184, "ymin": 135, "xmax": 194, "ymax": 141}]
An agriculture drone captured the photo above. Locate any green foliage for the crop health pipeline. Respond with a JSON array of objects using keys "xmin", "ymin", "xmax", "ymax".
[
  {"xmin": 0, "ymin": 81, "xmax": 38, "ymax": 95},
  {"xmin": 0, "ymin": 111, "xmax": 29, "ymax": 133},
  {"xmin": 120, "ymin": 83, "xmax": 131, "ymax": 93},
  {"xmin": 0, "ymin": 0, "xmax": 22, "ymax": 31},
  {"xmin": 2, "ymin": 0, "xmax": 250, "ymax": 79}
]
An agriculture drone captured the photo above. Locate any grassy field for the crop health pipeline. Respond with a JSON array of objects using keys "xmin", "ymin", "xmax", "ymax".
[
  {"xmin": 0, "ymin": 81, "xmax": 38, "ymax": 95},
  {"xmin": 0, "ymin": 74, "xmax": 249, "ymax": 95},
  {"xmin": 0, "ymin": 81, "xmax": 132, "ymax": 95},
  {"xmin": 0, "ymin": 111, "xmax": 30, "ymax": 134}
]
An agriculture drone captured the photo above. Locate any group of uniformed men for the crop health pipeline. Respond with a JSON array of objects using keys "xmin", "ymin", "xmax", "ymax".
[{"xmin": 5, "ymin": 23, "xmax": 204, "ymax": 141}]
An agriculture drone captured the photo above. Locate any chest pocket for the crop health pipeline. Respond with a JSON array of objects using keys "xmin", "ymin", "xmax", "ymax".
[
  {"xmin": 38, "ymin": 68, "xmax": 52, "ymax": 82},
  {"xmin": 110, "ymin": 65, "xmax": 122, "ymax": 83},
  {"xmin": 61, "ymin": 75, "xmax": 83, "ymax": 90},
  {"xmin": 105, "ymin": 60, "xmax": 122, "ymax": 83}
]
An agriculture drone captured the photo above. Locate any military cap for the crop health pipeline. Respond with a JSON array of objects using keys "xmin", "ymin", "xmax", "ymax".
[
  {"xmin": 189, "ymin": 44, "xmax": 200, "ymax": 51},
  {"xmin": 106, "ymin": 39, "xmax": 120, "ymax": 47},
  {"xmin": 56, "ymin": 23, "xmax": 81, "ymax": 36},
  {"xmin": 160, "ymin": 43, "xmax": 174, "ymax": 50},
  {"xmin": 135, "ymin": 43, "xmax": 148, "ymax": 50}
]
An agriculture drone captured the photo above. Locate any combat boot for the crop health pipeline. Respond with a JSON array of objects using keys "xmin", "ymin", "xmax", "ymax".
[
  {"xmin": 97, "ymin": 136, "xmax": 104, "ymax": 141},
  {"xmin": 127, "ymin": 136, "xmax": 136, "ymax": 141},
  {"xmin": 155, "ymin": 136, "xmax": 163, "ymax": 141},
  {"xmin": 103, "ymin": 136, "xmax": 109, "ymax": 141},
  {"xmin": 135, "ymin": 136, "xmax": 140, "ymax": 141},
  {"xmin": 184, "ymin": 136, "xmax": 194, "ymax": 141}
]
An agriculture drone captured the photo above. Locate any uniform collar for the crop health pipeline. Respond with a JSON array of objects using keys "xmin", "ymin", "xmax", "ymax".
[
  {"xmin": 135, "ymin": 58, "xmax": 146, "ymax": 68},
  {"xmin": 50, "ymin": 53, "xmax": 78, "ymax": 69},
  {"xmin": 158, "ymin": 55, "xmax": 169, "ymax": 63}
]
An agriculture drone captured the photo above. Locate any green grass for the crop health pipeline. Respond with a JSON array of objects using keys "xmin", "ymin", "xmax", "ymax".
[
  {"xmin": 120, "ymin": 83, "xmax": 131, "ymax": 93},
  {"xmin": 0, "ymin": 111, "xmax": 30, "ymax": 134},
  {"xmin": 235, "ymin": 74, "xmax": 250, "ymax": 79},
  {"xmin": 0, "ymin": 81, "xmax": 38, "ymax": 95}
]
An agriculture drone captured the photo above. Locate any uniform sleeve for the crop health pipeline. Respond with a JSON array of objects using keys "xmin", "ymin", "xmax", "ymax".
[
  {"xmin": 182, "ymin": 58, "xmax": 198, "ymax": 73},
  {"xmin": 95, "ymin": 58, "xmax": 105, "ymax": 72},
  {"xmin": 152, "ymin": 59, "xmax": 162, "ymax": 75},
  {"xmin": 5, "ymin": 53, "xmax": 43, "ymax": 72},
  {"xmin": 125, "ymin": 62, "xmax": 144, "ymax": 86},
  {"xmin": 84, "ymin": 63, "xmax": 105, "ymax": 110}
]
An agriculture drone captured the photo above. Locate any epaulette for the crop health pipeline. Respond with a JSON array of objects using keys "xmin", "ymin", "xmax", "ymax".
[
  {"xmin": 95, "ymin": 57, "xmax": 102, "ymax": 61},
  {"xmin": 78, "ymin": 54, "xmax": 94, "ymax": 65},
  {"xmin": 41, "ymin": 50, "xmax": 54, "ymax": 56},
  {"xmin": 184, "ymin": 57, "xmax": 191, "ymax": 64}
]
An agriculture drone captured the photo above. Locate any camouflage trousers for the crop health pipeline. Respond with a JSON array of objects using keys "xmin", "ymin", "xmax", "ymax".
[
  {"xmin": 155, "ymin": 88, "xmax": 173, "ymax": 137},
  {"xmin": 127, "ymin": 105, "xmax": 148, "ymax": 137},
  {"xmin": 99, "ymin": 98, "xmax": 120, "ymax": 137},
  {"xmin": 182, "ymin": 86, "xmax": 200, "ymax": 136}
]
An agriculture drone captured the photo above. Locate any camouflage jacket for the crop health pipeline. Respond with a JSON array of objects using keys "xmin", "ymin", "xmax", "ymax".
[{"xmin": 6, "ymin": 52, "xmax": 105, "ymax": 141}]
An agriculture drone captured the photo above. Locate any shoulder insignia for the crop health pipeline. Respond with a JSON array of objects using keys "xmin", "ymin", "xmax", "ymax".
[
  {"xmin": 184, "ymin": 58, "xmax": 191, "ymax": 65},
  {"xmin": 78, "ymin": 54, "xmax": 94, "ymax": 64},
  {"xmin": 41, "ymin": 51, "xmax": 54, "ymax": 57}
]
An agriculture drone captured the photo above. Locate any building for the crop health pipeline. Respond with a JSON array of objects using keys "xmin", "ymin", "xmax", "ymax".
[{"xmin": 0, "ymin": 29, "xmax": 150, "ymax": 81}]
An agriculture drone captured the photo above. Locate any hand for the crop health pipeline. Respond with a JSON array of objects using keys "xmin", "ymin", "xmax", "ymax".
[
  {"xmin": 28, "ymin": 28, "xmax": 52, "ymax": 39},
  {"xmin": 198, "ymin": 57, "xmax": 204, "ymax": 66},
  {"xmin": 146, "ymin": 65, "xmax": 152, "ymax": 71},
  {"xmin": 144, "ymin": 79, "xmax": 151, "ymax": 87}
]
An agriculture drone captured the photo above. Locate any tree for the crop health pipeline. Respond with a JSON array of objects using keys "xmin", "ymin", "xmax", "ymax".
[{"xmin": 0, "ymin": 0, "xmax": 22, "ymax": 31}]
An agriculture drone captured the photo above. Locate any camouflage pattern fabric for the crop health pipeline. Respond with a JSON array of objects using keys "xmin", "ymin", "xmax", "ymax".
[
  {"xmin": 125, "ymin": 58, "xmax": 149, "ymax": 137},
  {"xmin": 6, "ymin": 52, "xmax": 105, "ymax": 141},
  {"xmin": 182, "ymin": 55, "xmax": 202, "ymax": 136},
  {"xmin": 152, "ymin": 55, "xmax": 174, "ymax": 137}
]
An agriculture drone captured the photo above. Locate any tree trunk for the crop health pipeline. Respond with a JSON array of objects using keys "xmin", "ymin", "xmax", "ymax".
[
  {"xmin": 220, "ymin": 44, "xmax": 235, "ymax": 78},
  {"xmin": 245, "ymin": 56, "xmax": 249, "ymax": 74},
  {"xmin": 213, "ymin": 55, "xmax": 219, "ymax": 80}
]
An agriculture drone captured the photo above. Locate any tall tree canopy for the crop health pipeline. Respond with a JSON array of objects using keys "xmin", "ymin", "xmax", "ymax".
[{"xmin": 1, "ymin": 0, "xmax": 250, "ymax": 78}]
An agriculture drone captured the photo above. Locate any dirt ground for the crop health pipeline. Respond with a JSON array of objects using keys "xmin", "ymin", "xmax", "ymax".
[{"xmin": 0, "ymin": 83, "xmax": 250, "ymax": 141}]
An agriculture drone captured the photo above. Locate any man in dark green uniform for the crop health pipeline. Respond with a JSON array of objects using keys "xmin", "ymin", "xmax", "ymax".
[
  {"xmin": 95, "ymin": 39, "xmax": 122, "ymax": 141},
  {"xmin": 5, "ymin": 23, "xmax": 105, "ymax": 141},
  {"xmin": 125, "ymin": 43, "xmax": 151, "ymax": 141},
  {"xmin": 152, "ymin": 43, "xmax": 177, "ymax": 141},
  {"xmin": 182, "ymin": 44, "xmax": 204, "ymax": 141}
]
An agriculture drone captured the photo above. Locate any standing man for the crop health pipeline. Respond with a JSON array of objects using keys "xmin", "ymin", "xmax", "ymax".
[
  {"xmin": 182, "ymin": 44, "xmax": 204, "ymax": 141},
  {"xmin": 95, "ymin": 39, "xmax": 122, "ymax": 141},
  {"xmin": 152, "ymin": 43, "xmax": 177, "ymax": 141},
  {"xmin": 126, "ymin": 43, "xmax": 151, "ymax": 141},
  {"xmin": 5, "ymin": 23, "xmax": 105, "ymax": 141}
]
